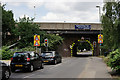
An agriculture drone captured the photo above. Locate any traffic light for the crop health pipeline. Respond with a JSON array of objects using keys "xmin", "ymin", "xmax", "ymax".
[
  {"xmin": 44, "ymin": 39, "xmax": 48, "ymax": 47},
  {"xmin": 93, "ymin": 41, "xmax": 96, "ymax": 48}
]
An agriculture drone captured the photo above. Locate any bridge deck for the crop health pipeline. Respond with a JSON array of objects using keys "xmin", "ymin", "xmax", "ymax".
[{"xmin": 35, "ymin": 22, "xmax": 102, "ymax": 30}]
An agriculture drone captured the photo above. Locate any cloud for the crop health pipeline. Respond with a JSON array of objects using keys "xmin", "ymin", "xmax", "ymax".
[
  {"xmin": 40, "ymin": 2, "xmax": 102, "ymax": 22},
  {"xmin": 1, "ymin": 0, "xmax": 104, "ymax": 2},
  {"xmin": 5, "ymin": 2, "xmax": 22, "ymax": 7},
  {"xmin": 44, "ymin": 2, "xmax": 103, "ymax": 13},
  {"xmin": 44, "ymin": 2, "xmax": 71, "ymax": 13},
  {"xmin": 41, "ymin": 10, "xmax": 98, "ymax": 22},
  {"xmin": 3, "ymin": 0, "xmax": 103, "ymax": 23}
]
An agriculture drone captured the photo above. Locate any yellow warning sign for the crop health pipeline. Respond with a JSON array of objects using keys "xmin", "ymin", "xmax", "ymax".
[
  {"xmin": 98, "ymin": 34, "xmax": 103, "ymax": 39},
  {"xmin": 34, "ymin": 35, "xmax": 40, "ymax": 41},
  {"xmin": 98, "ymin": 34, "xmax": 103, "ymax": 43},
  {"xmin": 34, "ymin": 41, "xmax": 40, "ymax": 46},
  {"xmin": 98, "ymin": 39, "xmax": 103, "ymax": 43},
  {"xmin": 34, "ymin": 35, "xmax": 40, "ymax": 46}
]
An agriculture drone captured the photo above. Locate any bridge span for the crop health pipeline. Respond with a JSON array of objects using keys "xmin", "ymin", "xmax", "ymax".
[{"xmin": 36, "ymin": 22, "xmax": 102, "ymax": 57}]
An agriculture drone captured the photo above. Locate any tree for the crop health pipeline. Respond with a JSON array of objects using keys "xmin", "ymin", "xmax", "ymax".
[
  {"xmin": 102, "ymin": 1, "xmax": 120, "ymax": 50},
  {"xmin": 1, "ymin": 4, "xmax": 15, "ymax": 45},
  {"xmin": 14, "ymin": 17, "xmax": 46, "ymax": 48},
  {"xmin": 43, "ymin": 34, "xmax": 63, "ymax": 50},
  {"xmin": 115, "ymin": 1, "xmax": 120, "ymax": 49},
  {"xmin": 13, "ymin": 16, "xmax": 63, "ymax": 50}
]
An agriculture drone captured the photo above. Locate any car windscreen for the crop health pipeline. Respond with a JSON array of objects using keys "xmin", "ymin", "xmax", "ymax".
[
  {"xmin": 41, "ymin": 52, "xmax": 53, "ymax": 57},
  {"xmin": 13, "ymin": 53, "xmax": 29, "ymax": 58}
]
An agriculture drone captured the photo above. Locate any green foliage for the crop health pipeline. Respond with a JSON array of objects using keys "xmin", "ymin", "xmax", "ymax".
[
  {"xmin": 1, "ymin": 4, "xmax": 16, "ymax": 45},
  {"xmin": 76, "ymin": 42, "xmax": 91, "ymax": 52},
  {"xmin": 107, "ymin": 49, "xmax": 120, "ymax": 71},
  {"xmin": 44, "ymin": 34, "xmax": 63, "ymax": 50},
  {"xmin": 14, "ymin": 17, "xmax": 46, "ymax": 48},
  {"xmin": 22, "ymin": 46, "xmax": 36, "ymax": 52},
  {"xmin": 1, "ymin": 46, "xmax": 14, "ymax": 60},
  {"xmin": 102, "ymin": 1, "xmax": 120, "ymax": 50},
  {"xmin": 103, "ymin": 56, "xmax": 109, "ymax": 65}
]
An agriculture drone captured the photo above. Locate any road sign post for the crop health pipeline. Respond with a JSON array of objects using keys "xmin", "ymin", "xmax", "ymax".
[
  {"xmin": 34, "ymin": 35, "xmax": 40, "ymax": 53},
  {"xmin": 93, "ymin": 41, "xmax": 96, "ymax": 56}
]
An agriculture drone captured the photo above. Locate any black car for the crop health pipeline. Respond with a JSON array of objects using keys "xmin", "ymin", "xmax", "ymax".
[
  {"xmin": 0, "ymin": 61, "xmax": 11, "ymax": 80},
  {"xmin": 10, "ymin": 51, "xmax": 44, "ymax": 72},
  {"xmin": 41, "ymin": 51, "xmax": 62, "ymax": 64}
]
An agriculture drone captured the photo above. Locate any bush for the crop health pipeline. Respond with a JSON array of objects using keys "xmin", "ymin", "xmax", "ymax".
[
  {"xmin": 1, "ymin": 46, "xmax": 14, "ymax": 60},
  {"xmin": 103, "ymin": 56, "xmax": 109, "ymax": 65},
  {"xmin": 107, "ymin": 49, "xmax": 120, "ymax": 71},
  {"xmin": 0, "ymin": 46, "xmax": 40, "ymax": 60},
  {"xmin": 0, "ymin": 46, "xmax": 23, "ymax": 60},
  {"xmin": 22, "ymin": 47, "xmax": 35, "ymax": 51}
]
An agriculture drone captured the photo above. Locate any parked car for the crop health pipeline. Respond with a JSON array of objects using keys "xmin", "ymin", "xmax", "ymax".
[
  {"xmin": 0, "ymin": 61, "xmax": 11, "ymax": 80},
  {"xmin": 104, "ymin": 49, "xmax": 112, "ymax": 57},
  {"xmin": 10, "ymin": 51, "xmax": 44, "ymax": 72},
  {"xmin": 41, "ymin": 51, "xmax": 62, "ymax": 65}
]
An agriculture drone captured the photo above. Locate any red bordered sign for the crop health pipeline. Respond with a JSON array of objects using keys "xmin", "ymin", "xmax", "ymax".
[
  {"xmin": 98, "ymin": 34, "xmax": 103, "ymax": 43},
  {"xmin": 34, "ymin": 35, "xmax": 40, "ymax": 46}
]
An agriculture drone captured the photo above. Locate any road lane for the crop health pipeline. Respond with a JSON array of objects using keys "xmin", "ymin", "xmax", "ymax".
[
  {"xmin": 10, "ymin": 56, "xmax": 111, "ymax": 78},
  {"xmin": 10, "ymin": 57, "xmax": 87, "ymax": 78},
  {"xmin": 30, "ymin": 57, "xmax": 87, "ymax": 78}
]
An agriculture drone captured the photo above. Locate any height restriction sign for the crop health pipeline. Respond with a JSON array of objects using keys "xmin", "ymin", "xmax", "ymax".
[
  {"xmin": 34, "ymin": 35, "xmax": 40, "ymax": 46},
  {"xmin": 98, "ymin": 34, "xmax": 103, "ymax": 43}
]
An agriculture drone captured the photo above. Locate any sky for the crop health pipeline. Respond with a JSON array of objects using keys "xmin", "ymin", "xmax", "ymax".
[{"xmin": 1, "ymin": 0, "xmax": 111, "ymax": 23}]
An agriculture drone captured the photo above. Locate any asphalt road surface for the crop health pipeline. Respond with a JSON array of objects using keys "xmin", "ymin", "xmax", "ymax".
[{"xmin": 9, "ymin": 56, "xmax": 111, "ymax": 79}]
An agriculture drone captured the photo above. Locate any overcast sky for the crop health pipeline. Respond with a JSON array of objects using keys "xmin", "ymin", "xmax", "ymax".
[{"xmin": 1, "ymin": 0, "xmax": 107, "ymax": 23}]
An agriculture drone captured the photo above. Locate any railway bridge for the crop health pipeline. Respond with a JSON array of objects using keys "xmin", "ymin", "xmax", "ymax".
[{"xmin": 36, "ymin": 22, "xmax": 102, "ymax": 57}]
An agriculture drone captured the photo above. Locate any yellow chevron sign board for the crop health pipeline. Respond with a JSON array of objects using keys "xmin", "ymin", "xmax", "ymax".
[
  {"xmin": 98, "ymin": 39, "xmax": 103, "ymax": 43},
  {"xmin": 98, "ymin": 34, "xmax": 103, "ymax": 43},
  {"xmin": 34, "ymin": 35, "xmax": 40, "ymax": 46}
]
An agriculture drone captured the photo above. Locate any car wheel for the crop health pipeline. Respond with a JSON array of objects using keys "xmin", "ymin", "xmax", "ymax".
[
  {"xmin": 29, "ymin": 65, "xmax": 34, "ymax": 72},
  {"xmin": 3, "ymin": 68, "xmax": 10, "ymax": 80},
  {"xmin": 40, "ymin": 63, "xmax": 44, "ymax": 69},
  {"xmin": 60, "ymin": 59, "xmax": 62, "ymax": 63}
]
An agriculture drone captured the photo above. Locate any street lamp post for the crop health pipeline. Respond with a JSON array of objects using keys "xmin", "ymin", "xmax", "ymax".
[
  {"xmin": 96, "ymin": 5, "xmax": 102, "ymax": 55},
  {"xmin": 96, "ymin": 6, "xmax": 101, "ymax": 23}
]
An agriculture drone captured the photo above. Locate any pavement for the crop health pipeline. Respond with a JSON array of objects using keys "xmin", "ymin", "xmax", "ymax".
[{"xmin": 78, "ymin": 57, "xmax": 111, "ymax": 78}]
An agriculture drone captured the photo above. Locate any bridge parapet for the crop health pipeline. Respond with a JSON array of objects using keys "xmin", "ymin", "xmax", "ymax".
[{"xmin": 35, "ymin": 22, "xmax": 102, "ymax": 30}]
